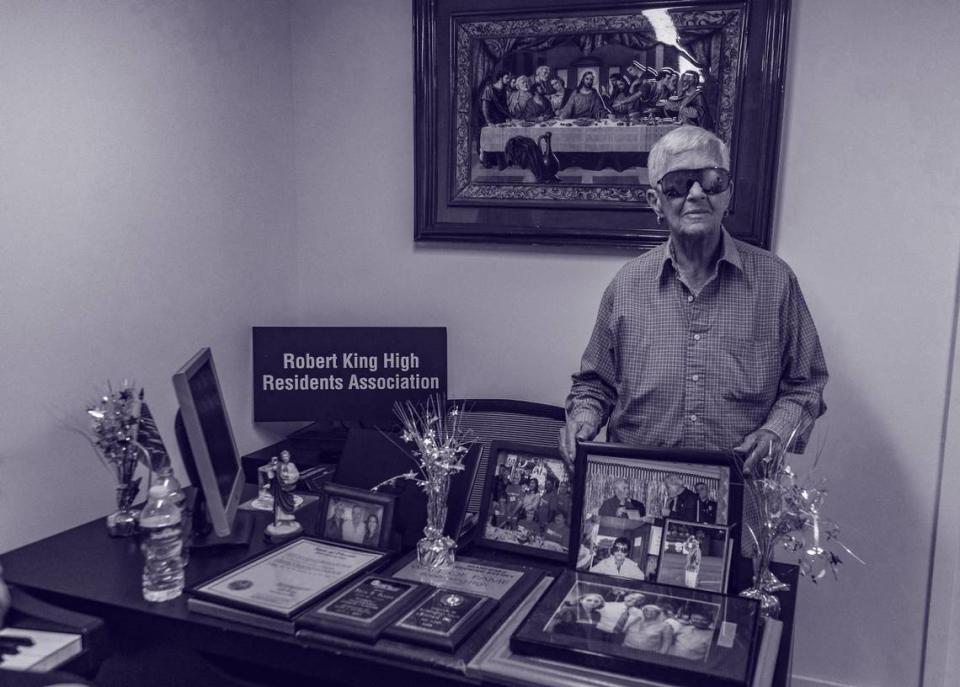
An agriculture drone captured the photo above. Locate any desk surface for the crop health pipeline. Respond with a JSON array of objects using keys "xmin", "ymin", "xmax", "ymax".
[
  {"xmin": 1, "ymin": 496, "xmax": 797, "ymax": 687},
  {"xmin": 1, "ymin": 501, "xmax": 484, "ymax": 687}
]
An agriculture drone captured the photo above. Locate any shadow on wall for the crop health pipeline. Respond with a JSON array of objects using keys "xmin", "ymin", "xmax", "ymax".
[{"xmin": 787, "ymin": 372, "xmax": 928, "ymax": 687}]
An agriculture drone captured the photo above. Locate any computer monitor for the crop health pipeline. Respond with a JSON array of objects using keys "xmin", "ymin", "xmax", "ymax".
[{"xmin": 172, "ymin": 347, "xmax": 245, "ymax": 539}]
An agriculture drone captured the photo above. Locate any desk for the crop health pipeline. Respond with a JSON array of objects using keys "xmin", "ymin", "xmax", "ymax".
[{"xmin": 1, "ymin": 497, "xmax": 797, "ymax": 687}]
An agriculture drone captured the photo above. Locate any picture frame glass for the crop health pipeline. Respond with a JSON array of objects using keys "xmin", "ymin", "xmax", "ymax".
[
  {"xmin": 416, "ymin": 0, "xmax": 788, "ymax": 249},
  {"xmin": 574, "ymin": 446, "xmax": 739, "ymax": 590},
  {"xmin": 478, "ymin": 442, "xmax": 574, "ymax": 561},
  {"xmin": 317, "ymin": 483, "xmax": 396, "ymax": 550},
  {"xmin": 511, "ymin": 569, "xmax": 760, "ymax": 687}
]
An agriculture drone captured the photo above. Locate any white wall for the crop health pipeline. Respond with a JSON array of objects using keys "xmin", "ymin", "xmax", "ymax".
[
  {"xmin": 0, "ymin": 0, "xmax": 299, "ymax": 552},
  {"xmin": 290, "ymin": 1, "xmax": 960, "ymax": 686}
]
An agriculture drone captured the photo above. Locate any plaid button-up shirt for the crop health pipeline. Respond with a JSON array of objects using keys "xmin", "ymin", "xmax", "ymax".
[{"xmin": 567, "ymin": 230, "xmax": 828, "ymax": 452}]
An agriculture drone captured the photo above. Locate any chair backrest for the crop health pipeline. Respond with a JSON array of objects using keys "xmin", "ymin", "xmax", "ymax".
[{"xmin": 448, "ymin": 399, "xmax": 566, "ymax": 519}]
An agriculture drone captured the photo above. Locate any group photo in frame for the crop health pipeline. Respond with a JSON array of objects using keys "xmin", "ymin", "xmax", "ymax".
[
  {"xmin": 511, "ymin": 569, "xmax": 762, "ymax": 687},
  {"xmin": 414, "ymin": 0, "xmax": 789, "ymax": 249},
  {"xmin": 572, "ymin": 442, "xmax": 742, "ymax": 591},
  {"xmin": 476, "ymin": 441, "xmax": 573, "ymax": 562},
  {"xmin": 317, "ymin": 483, "xmax": 397, "ymax": 550}
]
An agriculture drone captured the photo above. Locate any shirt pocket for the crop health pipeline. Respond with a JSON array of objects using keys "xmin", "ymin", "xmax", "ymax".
[{"xmin": 720, "ymin": 336, "xmax": 781, "ymax": 404}]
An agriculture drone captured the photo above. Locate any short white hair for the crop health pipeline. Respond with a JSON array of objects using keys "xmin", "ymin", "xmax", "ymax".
[{"xmin": 647, "ymin": 126, "xmax": 730, "ymax": 187}]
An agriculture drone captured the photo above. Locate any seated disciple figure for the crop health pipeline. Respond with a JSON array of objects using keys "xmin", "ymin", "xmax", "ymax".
[
  {"xmin": 623, "ymin": 604, "xmax": 675, "ymax": 653},
  {"xmin": 480, "ymin": 70, "xmax": 513, "ymax": 125},
  {"xmin": 662, "ymin": 70, "xmax": 711, "ymax": 128},
  {"xmin": 606, "ymin": 73, "xmax": 647, "ymax": 117},
  {"xmin": 530, "ymin": 65, "xmax": 556, "ymax": 96},
  {"xmin": 598, "ymin": 478, "xmax": 645, "ymax": 518},
  {"xmin": 589, "ymin": 537, "xmax": 645, "ymax": 580},
  {"xmin": 548, "ymin": 77, "xmax": 570, "ymax": 112},
  {"xmin": 523, "ymin": 83, "xmax": 555, "ymax": 122},
  {"xmin": 507, "ymin": 75, "xmax": 534, "ymax": 119}
]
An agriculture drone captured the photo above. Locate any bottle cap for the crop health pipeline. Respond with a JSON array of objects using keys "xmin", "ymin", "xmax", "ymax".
[{"xmin": 148, "ymin": 484, "xmax": 169, "ymax": 499}]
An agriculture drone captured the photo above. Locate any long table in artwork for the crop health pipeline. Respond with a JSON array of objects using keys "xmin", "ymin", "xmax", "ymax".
[{"xmin": 479, "ymin": 121, "xmax": 678, "ymax": 154}]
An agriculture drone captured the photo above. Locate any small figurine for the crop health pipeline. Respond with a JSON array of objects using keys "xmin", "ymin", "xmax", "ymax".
[
  {"xmin": 251, "ymin": 456, "xmax": 279, "ymax": 511},
  {"xmin": 264, "ymin": 451, "xmax": 303, "ymax": 542}
]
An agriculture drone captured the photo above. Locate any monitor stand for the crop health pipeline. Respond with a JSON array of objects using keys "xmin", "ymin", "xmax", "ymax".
[{"xmin": 185, "ymin": 489, "xmax": 254, "ymax": 550}]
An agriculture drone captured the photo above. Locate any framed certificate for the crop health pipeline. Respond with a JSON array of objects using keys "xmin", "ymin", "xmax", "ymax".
[
  {"xmin": 385, "ymin": 588, "xmax": 497, "ymax": 651},
  {"xmin": 190, "ymin": 537, "xmax": 387, "ymax": 619},
  {"xmin": 295, "ymin": 575, "xmax": 430, "ymax": 642}
]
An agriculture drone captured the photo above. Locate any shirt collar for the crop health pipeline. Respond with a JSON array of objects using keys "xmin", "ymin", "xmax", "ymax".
[{"xmin": 656, "ymin": 227, "xmax": 743, "ymax": 282}]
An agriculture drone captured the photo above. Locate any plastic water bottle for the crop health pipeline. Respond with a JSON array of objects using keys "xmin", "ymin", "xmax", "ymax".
[
  {"xmin": 152, "ymin": 466, "xmax": 189, "ymax": 567},
  {"xmin": 139, "ymin": 484, "xmax": 185, "ymax": 602}
]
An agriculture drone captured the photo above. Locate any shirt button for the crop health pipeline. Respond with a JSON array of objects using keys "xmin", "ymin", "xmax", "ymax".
[
  {"xmin": 693, "ymin": 334, "xmax": 701, "ymax": 341},
  {"xmin": 687, "ymin": 295, "xmax": 694, "ymax": 303},
  {"xmin": 692, "ymin": 374, "xmax": 700, "ymax": 382},
  {"xmin": 690, "ymin": 414, "xmax": 698, "ymax": 422}
]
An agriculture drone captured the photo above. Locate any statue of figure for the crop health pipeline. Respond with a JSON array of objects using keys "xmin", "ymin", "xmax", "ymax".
[
  {"xmin": 265, "ymin": 451, "xmax": 302, "ymax": 541},
  {"xmin": 251, "ymin": 456, "xmax": 279, "ymax": 511}
]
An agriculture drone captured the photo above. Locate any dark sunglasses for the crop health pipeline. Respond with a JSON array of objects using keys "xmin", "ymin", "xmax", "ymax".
[
  {"xmin": 657, "ymin": 167, "xmax": 731, "ymax": 198},
  {"xmin": 613, "ymin": 544, "xmax": 630, "ymax": 552}
]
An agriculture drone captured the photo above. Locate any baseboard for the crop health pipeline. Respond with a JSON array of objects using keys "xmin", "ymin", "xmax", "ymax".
[{"xmin": 791, "ymin": 675, "xmax": 859, "ymax": 687}]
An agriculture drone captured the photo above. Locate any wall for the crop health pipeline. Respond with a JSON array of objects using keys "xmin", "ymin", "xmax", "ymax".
[
  {"xmin": 290, "ymin": 1, "xmax": 960, "ymax": 686},
  {"xmin": 0, "ymin": 0, "xmax": 298, "ymax": 553}
]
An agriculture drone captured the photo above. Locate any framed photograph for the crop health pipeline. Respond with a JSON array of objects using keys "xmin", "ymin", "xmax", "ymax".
[
  {"xmin": 190, "ymin": 537, "xmax": 387, "ymax": 619},
  {"xmin": 656, "ymin": 519, "xmax": 732, "ymax": 593},
  {"xmin": 385, "ymin": 587, "xmax": 498, "ymax": 651},
  {"xmin": 414, "ymin": 0, "xmax": 789, "ymax": 250},
  {"xmin": 572, "ymin": 442, "xmax": 743, "ymax": 592},
  {"xmin": 511, "ymin": 569, "xmax": 761, "ymax": 687},
  {"xmin": 317, "ymin": 482, "xmax": 396, "ymax": 550},
  {"xmin": 476, "ymin": 441, "xmax": 574, "ymax": 562},
  {"xmin": 295, "ymin": 575, "xmax": 431, "ymax": 642}
]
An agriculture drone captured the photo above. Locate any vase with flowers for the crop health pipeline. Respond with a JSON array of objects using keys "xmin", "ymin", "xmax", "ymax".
[
  {"xmin": 82, "ymin": 382, "xmax": 150, "ymax": 536},
  {"xmin": 739, "ymin": 422, "xmax": 863, "ymax": 618},
  {"xmin": 373, "ymin": 396, "xmax": 475, "ymax": 568}
]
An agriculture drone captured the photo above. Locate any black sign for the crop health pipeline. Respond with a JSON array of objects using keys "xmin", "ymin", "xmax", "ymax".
[{"xmin": 253, "ymin": 327, "xmax": 447, "ymax": 422}]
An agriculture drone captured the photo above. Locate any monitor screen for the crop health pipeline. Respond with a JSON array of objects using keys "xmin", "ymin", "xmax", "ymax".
[{"xmin": 173, "ymin": 348, "xmax": 244, "ymax": 537}]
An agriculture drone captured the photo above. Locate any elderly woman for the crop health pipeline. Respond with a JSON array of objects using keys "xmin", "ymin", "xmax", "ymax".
[
  {"xmin": 562, "ymin": 125, "xmax": 828, "ymax": 480},
  {"xmin": 623, "ymin": 604, "xmax": 675, "ymax": 653}
]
